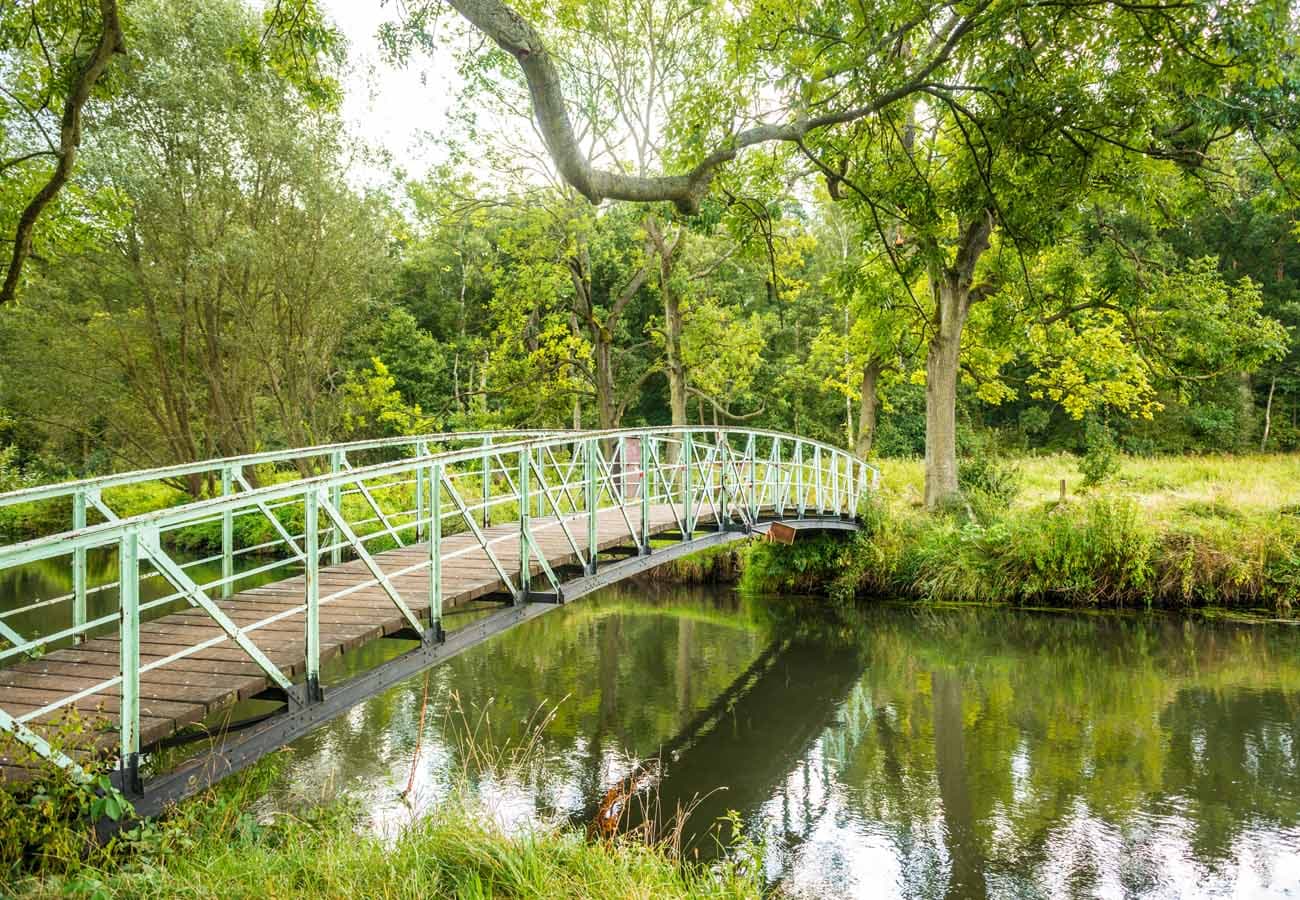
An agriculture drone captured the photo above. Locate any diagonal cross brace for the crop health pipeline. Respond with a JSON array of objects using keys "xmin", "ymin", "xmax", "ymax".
[
  {"xmin": 592, "ymin": 445, "xmax": 641, "ymax": 546},
  {"xmin": 338, "ymin": 459, "xmax": 406, "ymax": 548},
  {"xmin": 528, "ymin": 456, "xmax": 587, "ymax": 571},
  {"xmin": 234, "ymin": 471, "xmax": 304, "ymax": 559},
  {"xmin": 316, "ymin": 495, "xmax": 423, "ymax": 636},
  {"xmin": 0, "ymin": 615, "xmax": 25, "ymax": 650},
  {"xmin": 0, "ymin": 706, "xmax": 90, "ymax": 782},
  {"xmin": 141, "ymin": 529, "xmax": 294, "ymax": 693},
  {"xmin": 439, "ymin": 471, "xmax": 519, "ymax": 600},
  {"xmin": 522, "ymin": 529, "xmax": 563, "ymax": 597}
]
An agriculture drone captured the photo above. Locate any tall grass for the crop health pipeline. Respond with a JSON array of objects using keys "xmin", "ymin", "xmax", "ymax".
[
  {"xmin": 6, "ymin": 695, "xmax": 762, "ymax": 899},
  {"xmin": 712, "ymin": 453, "xmax": 1300, "ymax": 613}
]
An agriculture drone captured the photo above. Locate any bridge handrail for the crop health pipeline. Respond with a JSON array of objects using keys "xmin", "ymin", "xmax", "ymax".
[
  {"xmin": 0, "ymin": 427, "xmax": 875, "ymax": 562},
  {"xmin": 0, "ymin": 429, "xmax": 561, "ymax": 509},
  {"xmin": 0, "ymin": 426, "xmax": 876, "ymax": 781}
]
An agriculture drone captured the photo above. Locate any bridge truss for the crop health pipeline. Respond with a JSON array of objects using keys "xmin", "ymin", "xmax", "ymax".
[{"xmin": 0, "ymin": 427, "xmax": 876, "ymax": 812}]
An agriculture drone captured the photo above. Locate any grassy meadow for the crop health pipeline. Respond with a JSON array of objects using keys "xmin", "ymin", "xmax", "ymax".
[{"xmin": 730, "ymin": 452, "xmax": 1300, "ymax": 614}]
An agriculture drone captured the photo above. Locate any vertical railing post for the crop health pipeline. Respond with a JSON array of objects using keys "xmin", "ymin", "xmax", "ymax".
[
  {"xmin": 585, "ymin": 439, "xmax": 598, "ymax": 575},
  {"xmin": 814, "ymin": 445, "xmax": 823, "ymax": 515},
  {"xmin": 772, "ymin": 437, "xmax": 783, "ymax": 517},
  {"xmin": 72, "ymin": 489, "xmax": 86, "ymax": 641},
  {"xmin": 832, "ymin": 451, "xmax": 840, "ymax": 517},
  {"xmin": 535, "ymin": 445, "xmax": 546, "ymax": 518},
  {"xmin": 795, "ymin": 441, "xmax": 805, "ymax": 519},
  {"xmin": 329, "ymin": 450, "xmax": 344, "ymax": 565},
  {"xmin": 682, "ymin": 431, "xmax": 695, "ymax": 539},
  {"xmin": 842, "ymin": 455, "xmax": 852, "ymax": 518},
  {"xmin": 639, "ymin": 433, "xmax": 650, "ymax": 555},
  {"xmin": 119, "ymin": 529, "xmax": 141, "ymax": 793},
  {"xmin": 220, "ymin": 465, "xmax": 234, "ymax": 597},
  {"xmin": 518, "ymin": 449, "xmax": 530, "ymax": 601},
  {"xmin": 616, "ymin": 435, "xmax": 626, "ymax": 504},
  {"xmin": 304, "ymin": 490, "xmax": 322, "ymax": 702},
  {"xmin": 747, "ymin": 433, "xmax": 757, "ymax": 523},
  {"xmin": 481, "ymin": 437, "xmax": 492, "ymax": 529},
  {"xmin": 717, "ymin": 433, "xmax": 728, "ymax": 532},
  {"xmin": 415, "ymin": 440, "xmax": 428, "ymax": 542},
  {"xmin": 430, "ymin": 462, "xmax": 443, "ymax": 639}
]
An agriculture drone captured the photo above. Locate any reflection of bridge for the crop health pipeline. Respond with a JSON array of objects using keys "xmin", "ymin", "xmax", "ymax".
[
  {"xmin": 0, "ymin": 427, "xmax": 875, "ymax": 814},
  {"xmin": 616, "ymin": 634, "xmax": 867, "ymax": 854}
]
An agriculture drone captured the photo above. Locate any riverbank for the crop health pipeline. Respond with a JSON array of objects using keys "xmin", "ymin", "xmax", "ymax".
[
  {"xmin": 660, "ymin": 452, "xmax": 1300, "ymax": 613},
  {"xmin": 3, "ymin": 752, "xmax": 760, "ymax": 899}
]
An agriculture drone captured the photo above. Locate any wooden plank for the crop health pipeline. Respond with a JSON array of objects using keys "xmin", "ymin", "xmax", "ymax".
[{"xmin": 0, "ymin": 503, "xmax": 755, "ymax": 773}]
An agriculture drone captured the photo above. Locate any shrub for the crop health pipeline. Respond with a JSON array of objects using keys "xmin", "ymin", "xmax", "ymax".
[
  {"xmin": 1079, "ymin": 418, "xmax": 1120, "ymax": 488},
  {"xmin": 0, "ymin": 714, "xmax": 137, "ymax": 881},
  {"xmin": 958, "ymin": 452, "xmax": 1022, "ymax": 516}
]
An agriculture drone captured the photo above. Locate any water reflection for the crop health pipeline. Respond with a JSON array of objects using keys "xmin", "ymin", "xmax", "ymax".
[{"xmin": 249, "ymin": 590, "xmax": 1300, "ymax": 898}]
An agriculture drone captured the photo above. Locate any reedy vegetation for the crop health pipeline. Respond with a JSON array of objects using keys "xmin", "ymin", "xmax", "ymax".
[
  {"xmin": 3, "ymin": 702, "xmax": 761, "ymax": 899},
  {"xmin": 732, "ymin": 453, "xmax": 1300, "ymax": 611}
]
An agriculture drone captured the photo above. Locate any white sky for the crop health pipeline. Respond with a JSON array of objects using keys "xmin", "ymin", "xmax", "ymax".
[{"xmin": 319, "ymin": 0, "xmax": 460, "ymax": 182}]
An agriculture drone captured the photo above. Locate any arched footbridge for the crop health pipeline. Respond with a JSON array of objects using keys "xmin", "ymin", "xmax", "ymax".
[{"xmin": 0, "ymin": 427, "xmax": 876, "ymax": 814}]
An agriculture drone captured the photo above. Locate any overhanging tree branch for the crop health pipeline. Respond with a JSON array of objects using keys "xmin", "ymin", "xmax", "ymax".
[
  {"xmin": 445, "ymin": 0, "xmax": 986, "ymax": 213},
  {"xmin": 0, "ymin": 0, "xmax": 125, "ymax": 306}
]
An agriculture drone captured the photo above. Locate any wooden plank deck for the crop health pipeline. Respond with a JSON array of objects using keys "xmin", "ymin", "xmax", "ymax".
[{"xmin": 1, "ymin": 503, "xmax": 688, "ymax": 779}]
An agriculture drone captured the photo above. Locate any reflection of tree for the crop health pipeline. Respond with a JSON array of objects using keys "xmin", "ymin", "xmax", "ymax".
[
  {"xmin": 933, "ymin": 670, "xmax": 987, "ymax": 900},
  {"xmin": 837, "ymin": 607, "xmax": 1300, "ymax": 896}
]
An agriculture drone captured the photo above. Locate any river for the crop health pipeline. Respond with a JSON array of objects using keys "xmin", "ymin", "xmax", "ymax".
[
  {"xmin": 259, "ymin": 585, "xmax": 1300, "ymax": 899},
  {"xmin": 4, "ymin": 560, "xmax": 1300, "ymax": 898}
]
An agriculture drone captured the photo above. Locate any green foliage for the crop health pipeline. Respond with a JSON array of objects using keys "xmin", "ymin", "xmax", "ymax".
[
  {"xmin": 341, "ymin": 359, "xmax": 436, "ymax": 440},
  {"xmin": 9, "ymin": 722, "xmax": 761, "ymax": 899},
  {"xmin": 958, "ymin": 452, "xmax": 1022, "ymax": 513},
  {"xmin": 0, "ymin": 714, "xmax": 137, "ymax": 881},
  {"xmin": 1080, "ymin": 418, "xmax": 1121, "ymax": 488}
]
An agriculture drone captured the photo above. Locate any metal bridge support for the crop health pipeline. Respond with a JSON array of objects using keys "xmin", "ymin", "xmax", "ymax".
[
  {"xmin": 429, "ymin": 462, "xmax": 443, "ymax": 640},
  {"xmin": 221, "ymin": 466, "xmax": 234, "ymax": 597},
  {"xmin": 639, "ymin": 434, "xmax": 651, "ymax": 555},
  {"xmin": 683, "ymin": 432, "xmax": 695, "ymax": 539},
  {"xmin": 518, "ymin": 450, "xmax": 530, "ymax": 602},
  {"xmin": 813, "ymin": 446, "xmax": 823, "ymax": 515},
  {"xmin": 304, "ymin": 490, "xmax": 323, "ymax": 703},
  {"xmin": 585, "ymin": 439, "xmax": 598, "ymax": 575},
  {"xmin": 72, "ymin": 489, "xmax": 86, "ymax": 641},
  {"xmin": 415, "ymin": 440, "xmax": 428, "ymax": 542},
  {"xmin": 481, "ymin": 437, "xmax": 492, "ymax": 528},
  {"xmin": 119, "ymin": 531, "xmax": 141, "ymax": 794},
  {"xmin": 790, "ymin": 439, "xmax": 800, "ymax": 517},
  {"xmin": 329, "ymin": 451, "xmax": 344, "ymax": 565}
]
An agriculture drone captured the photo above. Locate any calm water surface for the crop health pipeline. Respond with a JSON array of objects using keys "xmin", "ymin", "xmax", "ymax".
[
  {"xmin": 3, "ymin": 559, "xmax": 1299, "ymax": 898},
  {"xmin": 240, "ymin": 584, "xmax": 1300, "ymax": 900}
]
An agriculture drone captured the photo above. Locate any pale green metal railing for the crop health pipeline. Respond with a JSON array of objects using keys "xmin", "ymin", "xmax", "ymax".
[
  {"xmin": 0, "ymin": 427, "xmax": 878, "ymax": 782},
  {"xmin": 0, "ymin": 429, "xmax": 556, "ymax": 646}
]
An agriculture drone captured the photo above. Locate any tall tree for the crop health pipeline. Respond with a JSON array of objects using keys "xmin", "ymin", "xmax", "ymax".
[{"xmin": 0, "ymin": 0, "xmax": 381, "ymax": 481}]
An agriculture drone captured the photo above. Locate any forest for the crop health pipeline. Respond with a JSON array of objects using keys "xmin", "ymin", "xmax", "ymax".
[
  {"xmin": 5, "ymin": 1, "xmax": 1300, "ymax": 897},
  {"xmin": 1, "ymin": 0, "xmax": 1297, "ymax": 516}
]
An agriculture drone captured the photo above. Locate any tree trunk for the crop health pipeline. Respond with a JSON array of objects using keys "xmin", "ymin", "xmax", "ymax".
[
  {"xmin": 856, "ymin": 359, "xmax": 881, "ymax": 457},
  {"xmin": 646, "ymin": 214, "xmax": 688, "ymax": 427},
  {"xmin": 924, "ymin": 280, "xmax": 968, "ymax": 509},
  {"xmin": 923, "ymin": 213, "xmax": 992, "ymax": 511},
  {"xmin": 593, "ymin": 332, "xmax": 619, "ymax": 429},
  {"xmin": 1236, "ymin": 373, "xmax": 1256, "ymax": 450},
  {"xmin": 1261, "ymin": 375, "xmax": 1276, "ymax": 452}
]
